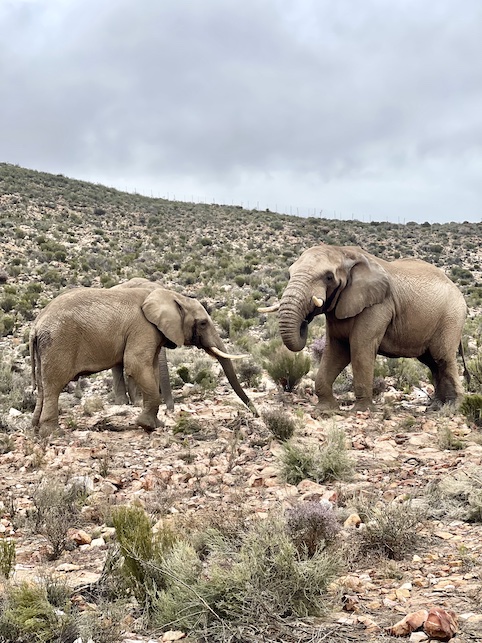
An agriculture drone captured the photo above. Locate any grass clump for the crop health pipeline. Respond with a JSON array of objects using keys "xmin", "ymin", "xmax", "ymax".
[
  {"xmin": 173, "ymin": 413, "xmax": 204, "ymax": 435},
  {"xmin": 279, "ymin": 426, "xmax": 354, "ymax": 485},
  {"xmin": 264, "ymin": 345, "xmax": 310, "ymax": 392},
  {"xmin": 262, "ymin": 408, "xmax": 297, "ymax": 441},
  {"xmin": 0, "ymin": 581, "xmax": 73, "ymax": 642},
  {"xmin": 460, "ymin": 394, "xmax": 482, "ymax": 428},
  {"xmin": 424, "ymin": 467, "xmax": 482, "ymax": 522},
  {"xmin": 356, "ymin": 500, "xmax": 423, "ymax": 560},
  {"xmin": 437, "ymin": 424, "xmax": 465, "ymax": 450}
]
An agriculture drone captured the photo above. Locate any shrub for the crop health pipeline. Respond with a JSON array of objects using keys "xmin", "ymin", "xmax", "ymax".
[
  {"xmin": 311, "ymin": 336, "xmax": 326, "ymax": 362},
  {"xmin": 279, "ymin": 426, "xmax": 354, "ymax": 484},
  {"xmin": 31, "ymin": 479, "xmax": 86, "ymax": 559},
  {"xmin": 285, "ymin": 501, "xmax": 340, "ymax": 557},
  {"xmin": 236, "ymin": 359, "xmax": 262, "ymax": 388},
  {"xmin": 460, "ymin": 394, "xmax": 482, "ymax": 428},
  {"xmin": 357, "ymin": 500, "xmax": 423, "ymax": 560},
  {"xmin": 262, "ymin": 409, "xmax": 297, "ymax": 441},
  {"xmin": 173, "ymin": 414, "xmax": 204, "ymax": 435},
  {"xmin": 0, "ymin": 539, "xmax": 15, "ymax": 578},
  {"xmin": 387, "ymin": 357, "xmax": 425, "ymax": 391},
  {"xmin": 0, "ymin": 581, "xmax": 73, "ymax": 642},
  {"xmin": 264, "ymin": 346, "xmax": 310, "ymax": 392}
]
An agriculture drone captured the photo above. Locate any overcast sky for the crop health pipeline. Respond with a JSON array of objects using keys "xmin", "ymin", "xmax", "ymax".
[{"xmin": 1, "ymin": 0, "xmax": 482, "ymax": 223}]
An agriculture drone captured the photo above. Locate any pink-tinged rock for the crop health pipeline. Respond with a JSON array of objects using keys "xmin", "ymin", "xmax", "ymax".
[
  {"xmin": 387, "ymin": 609, "xmax": 429, "ymax": 636},
  {"xmin": 423, "ymin": 608, "xmax": 458, "ymax": 640}
]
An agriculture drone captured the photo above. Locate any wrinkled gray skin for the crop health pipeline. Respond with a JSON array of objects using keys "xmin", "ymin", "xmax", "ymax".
[
  {"xmin": 111, "ymin": 278, "xmax": 174, "ymax": 411},
  {"xmin": 30, "ymin": 287, "xmax": 254, "ymax": 433},
  {"xmin": 278, "ymin": 244, "xmax": 467, "ymax": 412}
]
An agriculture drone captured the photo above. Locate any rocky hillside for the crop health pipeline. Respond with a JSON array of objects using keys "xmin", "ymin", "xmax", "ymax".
[{"xmin": 0, "ymin": 162, "xmax": 482, "ymax": 642}]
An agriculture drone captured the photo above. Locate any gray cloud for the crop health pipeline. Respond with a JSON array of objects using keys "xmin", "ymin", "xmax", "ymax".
[{"xmin": 1, "ymin": 0, "xmax": 482, "ymax": 221}]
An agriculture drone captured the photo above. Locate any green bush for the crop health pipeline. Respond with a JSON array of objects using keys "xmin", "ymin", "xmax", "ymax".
[
  {"xmin": 0, "ymin": 539, "xmax": 15, "ymax": 578},
  {"xmin": 460, "ymin": 394, "xmax": 482, "ymax": 428},
  {"xmin": 264, "ymin": 346, "xmax": 310, "ymax": 392},
  {"xmin": 356, "ymin": 500, "xmax": 423, "ymax": 560},
  {"xmin": 262, "ymin": 409, "xmax": 297, "ymax": 441},
  {"xmin": 279, "ymin": 426, "xmax": 354, "ymax": 484}
]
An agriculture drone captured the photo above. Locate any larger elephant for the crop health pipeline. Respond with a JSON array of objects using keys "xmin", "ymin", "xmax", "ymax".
[
  {"xmin": 30, "ymin": 286, "xmax": 255, "ymax": 433},
  {"xmin": 269, "ymin": 244, "xmax": 467, "ymax": 412},
  {"xmin": 111, "ymin": 278, "xmax": 174, "ymax": 411}
]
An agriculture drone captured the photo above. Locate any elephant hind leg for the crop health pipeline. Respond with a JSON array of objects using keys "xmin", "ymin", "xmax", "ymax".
[{"xmin": 418, "ymin": 351, "xmax": 461, "ymax": 406}]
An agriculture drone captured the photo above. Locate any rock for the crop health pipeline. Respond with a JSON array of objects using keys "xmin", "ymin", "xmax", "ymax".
[
  {"xmin": 387, "ymin": 610, "xmax": 429, "ymax": 636},
  {"xmin": 424, "ymin": 608, "xmax": 458, "ymax": 640},
  {"xmin": 409, "ymin": 632, "xmax": 429, "ymax": 642},
  {"xmin": 162, "ymin": 632, "xmax": 186, "ymax": 641},
  {"xmin": 344, "ymin": 513, "xmax": 362, "ymax": 528},
  {"xmin": 71, "ymin": 529, "xmax": 92, "ymax": 545}
]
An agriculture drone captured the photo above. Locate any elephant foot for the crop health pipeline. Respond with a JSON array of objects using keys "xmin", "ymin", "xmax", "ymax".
[
  {"xmin": 313, "ymin": 398, "xmax": 340, "ymax": 417},
  {"xmin": 426, "ymin": 397, "xmax": 458, "ymax": 413},
  {"xmin": 135, "ymin": 410, "xmax": 162, "ymax": 431},
  {"xmin": 114, "ymin": 395, "xmax": 130, "ymax": 405},
  {"xmin": 353, "ymin": 399, "xmax": 375, "ymax": 412},
  {"xmin": 36, "ymin": 420, "xmax": 61, "ymax": 438}
]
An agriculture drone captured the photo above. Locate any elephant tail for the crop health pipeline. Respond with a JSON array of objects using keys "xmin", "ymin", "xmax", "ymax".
[
  {"xmin": 458, "ymin": 341, "xmax": 471, "ymax": 388},
  {"xmin": 30, "ymin": 330, "xmax": 41, "ymax": 392}
]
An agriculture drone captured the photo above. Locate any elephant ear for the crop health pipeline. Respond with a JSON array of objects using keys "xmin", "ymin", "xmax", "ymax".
[
  {"xmin": 335, "ymin": 255, "xmax": 390, "ymax": 319},
  {"xmin": 141, "ymin": 290, "xmax": 185, "ymax": 347}
]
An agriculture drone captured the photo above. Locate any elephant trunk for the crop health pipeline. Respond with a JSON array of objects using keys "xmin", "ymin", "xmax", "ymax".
[
  {"xmin": 279, "ymin": 278, "xmax": 320, "ymax": 352},
  {"xmin": 208, "ymin": 339, "xmax": 257, "ymax": 414}
]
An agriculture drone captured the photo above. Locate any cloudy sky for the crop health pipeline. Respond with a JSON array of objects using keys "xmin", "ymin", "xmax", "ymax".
[{"xmin": 1, "ymin": 0, "xmax": 482, "ymax": 223}]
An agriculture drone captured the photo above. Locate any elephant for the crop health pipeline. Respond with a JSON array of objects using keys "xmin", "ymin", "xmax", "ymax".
[
  {"xmin": 30, "ymin": 286, "xmax": 256, "ymax": 433},
  {"xmin": 261, "ymin": 244, "xmax": 468, "ymax": 412},
  {"xmin": 110, "ymin": 278, "xmax": 174, "ymax": 411}
]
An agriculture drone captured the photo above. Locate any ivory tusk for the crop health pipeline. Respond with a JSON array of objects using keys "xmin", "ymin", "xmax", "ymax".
[
  {"xmin": 210, "ymin": 346, "xmax": 249, "ymax": 360},
  {"xmin": 257, "ymin": 303, "xmax": 280, "ymax": 313},
  {"xmin": 312, "ymin": 295, "xmax": 324, "ymax": 308}
]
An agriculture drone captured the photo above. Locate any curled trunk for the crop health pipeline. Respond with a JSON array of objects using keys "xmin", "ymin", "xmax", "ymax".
[{"xmin": 279, "ymin": 279, "xmax": 313, "ymax": 352}]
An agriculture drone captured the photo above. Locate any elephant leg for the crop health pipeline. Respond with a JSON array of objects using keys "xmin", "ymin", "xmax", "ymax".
[
  {"xmin": 126, "ymin": 375, "xmax": 142, "ymax": 406},
  {"xmin": 350, "ymin": 342, "xmax": 378, "ymax": 411},
  {"xmin": 315, "ymin": 338, "xmax": 350, "ymax": 410},
  {"xmin": 159, "ymin": 347, "xmax": 174, "ymax": 411},
  {"xmin": 37, "ymin": 383, "xmax": 64, "ymax": 434},
  {"xmin": 124, "ymin": 355, "xmax": 162, "ymax": 430},
  {"xmin": 112, "ymin": 364, "xmax": 130, "ymax": 404},
  {"xmin": 419, "ymin": 350, "xmax": 461, "ymax": 407}
]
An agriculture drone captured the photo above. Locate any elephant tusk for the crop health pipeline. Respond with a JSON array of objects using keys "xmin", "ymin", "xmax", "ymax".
[
  {"xmin": 210, "ymin": 346, "xmax": 249, "ymax": 360},
  {"xmin": 257, "ymin": 303, "xmax": 280, "ymax": 313},
  {"xmin": 312, "ymin": 295, "xmax": 324, "ymax": 308}
]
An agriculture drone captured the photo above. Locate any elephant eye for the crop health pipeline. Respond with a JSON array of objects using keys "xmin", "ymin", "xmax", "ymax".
[{"xmin": 324, "ymin": 271, "xmax": 334, "ymax": 283}]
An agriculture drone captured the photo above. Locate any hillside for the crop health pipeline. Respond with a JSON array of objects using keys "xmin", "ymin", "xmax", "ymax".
[{"xmin": 0, "ymin": 162, "xmax": 482, "ymax": 642}]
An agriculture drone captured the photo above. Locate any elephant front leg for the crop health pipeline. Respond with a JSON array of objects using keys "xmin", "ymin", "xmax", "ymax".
[
  {"xmin": 315, "ymin": 339, "xmax": 350, "ymax": 411},
  {"xmin": 124, "ymin": 359, "xmax": 162, "ymax": 430},
  {"xmin": 350, "ymin": 347, "xmax": 376, "ymax": 411}
]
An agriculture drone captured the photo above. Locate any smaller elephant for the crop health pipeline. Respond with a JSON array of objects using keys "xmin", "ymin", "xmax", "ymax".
[
  {"xmin": 30, "ymin": 286, "xmax": 255, "ymax": 433},
  {"xmin": 111, "ymin": 278, "xmax": 174, "ymax": 410},
  {"xmin": 262, "ymin": 244, "xmax": 468, "ymax": 412}
]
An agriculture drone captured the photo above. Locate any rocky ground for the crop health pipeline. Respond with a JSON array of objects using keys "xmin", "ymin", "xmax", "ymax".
[{"xmin": 0, "ymin": 338, "xmax": 481, "ymax": 642}]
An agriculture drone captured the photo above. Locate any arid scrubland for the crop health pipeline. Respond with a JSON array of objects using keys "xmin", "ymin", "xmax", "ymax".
[{"xmin": 0, "ymin": 162, "xmax": 482, "ymax": 642}]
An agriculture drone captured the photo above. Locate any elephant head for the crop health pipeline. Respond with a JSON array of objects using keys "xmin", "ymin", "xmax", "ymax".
[
  {"xmin": 278, "ymin": 245, "xmax": 390, "ymax": 352},
  {"xmin": 141, "ymin": 288, "xmax": 256, "ymax": 413}
]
